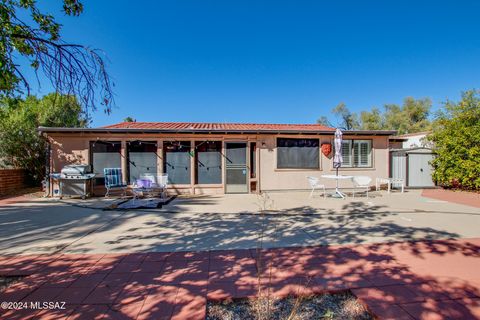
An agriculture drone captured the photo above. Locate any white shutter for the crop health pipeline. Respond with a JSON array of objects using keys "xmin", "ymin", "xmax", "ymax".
[
  {"xmin": 353, "ymin": 140, "xmax": 372, "ymax": 167},
  {"xmin": 353, "ymin": 142, "xmax": 360, "ymax": 167},
  {"xmin": 341, "ymin": 140, "xmax": 352, "ymax": 167}
]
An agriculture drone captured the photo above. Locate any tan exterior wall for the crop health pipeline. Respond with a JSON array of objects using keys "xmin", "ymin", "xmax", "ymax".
[
  {"xmin": 45, "ymin": 132, "xmax": 390, "ymax": 196},
  {"xmin": 259, "ymin": 134, "xmax": 390, "ymax": 191}
]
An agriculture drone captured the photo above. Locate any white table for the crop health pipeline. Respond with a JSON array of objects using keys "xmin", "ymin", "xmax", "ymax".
[
  {"xmin": 375, "ymin": 178, "xmax": 405, "ymax": 193},
  {"xmin": 321, "ymin": 174, "xmax": 353, "ymax": 199}
]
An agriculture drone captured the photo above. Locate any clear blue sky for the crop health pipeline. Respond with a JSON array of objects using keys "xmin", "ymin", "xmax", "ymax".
[{"xmin": 26, "ymin": 1, "xmax": 480, "ymax": 127}]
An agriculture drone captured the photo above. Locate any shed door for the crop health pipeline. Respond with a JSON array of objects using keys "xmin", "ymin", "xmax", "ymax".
[
  {"xmin": 408, "ymin": 153, "xmax": 435, "ymax": 187},
  {"xmin": 390, "ymin": 152, "xmax": 407, "ymax": 188}
]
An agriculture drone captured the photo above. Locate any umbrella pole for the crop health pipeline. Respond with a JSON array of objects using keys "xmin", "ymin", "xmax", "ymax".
[
  {"xmin": 335, "ymin": 167, "xmax": 344, "ymax": 199},
  {"xmin": 336, "ymin": 167, "xmax": 339, "ymax": 194}
]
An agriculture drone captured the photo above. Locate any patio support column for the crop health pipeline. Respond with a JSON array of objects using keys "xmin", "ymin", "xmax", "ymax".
[
  {"xmin": 157, "ymin": 139, "xmax": 163, "ymax": 175},
  {"xmin": 190, "ymin": 139, "xmax": 195, "ymax": 194},
  {"xmin": 121, "ymin": 140, "xmax": 127, "ymax": 184}
]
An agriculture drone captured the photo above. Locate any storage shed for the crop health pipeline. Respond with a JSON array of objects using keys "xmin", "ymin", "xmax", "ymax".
[{"xmin": 390, "ymin": 147, "xmax": 436, "ymax": 188}]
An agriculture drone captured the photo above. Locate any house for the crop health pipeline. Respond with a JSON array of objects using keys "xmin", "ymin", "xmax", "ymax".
[
  {"xmin": 38, "ymin": 122, "xmax": 396, "ymax": 196},
  {"xmin": 389, "ymin": 131, "xmax": 432, "ymax": 149}
]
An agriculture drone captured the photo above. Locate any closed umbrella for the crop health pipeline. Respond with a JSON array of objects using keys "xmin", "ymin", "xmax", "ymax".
[{"xmin": 333, "ymin": 128, "xmax": 344, "ymax": 198}]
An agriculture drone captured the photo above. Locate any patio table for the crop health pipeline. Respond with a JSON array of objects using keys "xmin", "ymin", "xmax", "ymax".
[{"xmin": 321, "ymin": 174, "xmax": 353, "ymax": 199}]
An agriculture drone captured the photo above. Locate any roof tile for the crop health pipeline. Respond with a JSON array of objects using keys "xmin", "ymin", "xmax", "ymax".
[{"xmin": 101, "ymin": 122, "xmax": 335, "ymax": 132}]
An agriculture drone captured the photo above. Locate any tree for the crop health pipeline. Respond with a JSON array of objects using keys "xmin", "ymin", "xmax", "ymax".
[
  {"xmin": 317, "ymin": 98, "xmax": 432, "ymax": 133},
  {"xmin": 360, "ymin": 107, "xmax": 384, "ymax": 130},
  {"xmin": 429, "ymin": 90, "xmax": 480, "ymax": 190},
  {"xmin": 316, "ymin": 115, "xmax": 332, "ymax": 127},
  {"xmin": 123, "ymin": 116, "xmax": 136, "ymax": 122},
  {"xmin": 384, "ymin": 97, "xmax": 432, "ymax": 134},
  {"xmin": 0, "ymin": 94, "xmax": 87, "ymax": 184},
  {"xmin": 331, "ymin": 102, "xmax": 360, "ymax": 130},
  {"xmin": 1, "ymin": 0, "xmax": 114, "ymax": 113}
]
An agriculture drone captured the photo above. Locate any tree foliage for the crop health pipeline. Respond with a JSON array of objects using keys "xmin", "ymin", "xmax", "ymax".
[
  {"xmin": 123, "ymin": 116, "xmax": 136, "ymax": 122},
  {"xmin": 319, "ymin": 98, "xmax": 432, "ymax": 134},
  {"xmin": 0, "ymin": 93, "xmax": 87, "ymax": 184},
  {"xmin": 332, "ymin": 102, "xmax": 360, "ymax": 130},
  {"xmin": 429, "ymin": 90, "xmax": 480, "ymax": 190},
  {"xmin": 0, "ymin": 0, "xmax": 114, "ymax": 113}
]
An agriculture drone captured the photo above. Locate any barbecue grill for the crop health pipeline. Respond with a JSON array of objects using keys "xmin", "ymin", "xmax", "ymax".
[{"xmin": 51, "ymin": 165, "xmax": 96, "ymax": 199}]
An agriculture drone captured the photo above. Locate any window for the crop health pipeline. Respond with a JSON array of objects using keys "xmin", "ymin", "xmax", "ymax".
[
  {"xmin": 277, "ymin": 138, "xmax": 319, "ymax": 169},
  {"xmin": 250, "ymin": 142, "xmax": 256, "ymax": 178},
  {"xmin": 127, "ymin": 141, "xmax": 157, "ymax": 184},
  {"xmin": 195, "ymin": 141, "xmax": 222, "ymax": 184},
  {"xmin": 163, "ymin": 141, "xmax": 191, "ymax": 184},
  {"xmin": 90, "ymin": 141, "xmax": 122, "ymax": 185},
  {"xmin": 338, "ymin": 140, "xmax": 372, "ymax": 168}
]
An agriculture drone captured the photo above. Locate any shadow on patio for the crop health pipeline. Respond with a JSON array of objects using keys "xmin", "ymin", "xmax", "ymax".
[{"xmin": 1, "ymin": 197, "xmax": 479, "ymax": 319}]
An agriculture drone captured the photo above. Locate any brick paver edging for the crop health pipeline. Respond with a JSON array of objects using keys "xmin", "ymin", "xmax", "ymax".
[
  {"xmin": 1, "ymin": 238, "xmax": 479, "ymax": 319},
  {"xmin": 422, "ymin": 188, "xmax": 480, "ymax": 208}
]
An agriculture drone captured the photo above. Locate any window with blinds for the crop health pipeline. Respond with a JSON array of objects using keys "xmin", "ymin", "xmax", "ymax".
[
  {"xmin": 277, "ymin": 138, "xmax": 319, "ymax": 169},
  {"xmin": 338, "ymin": 139, "xmax": 372, "ymax": 168}
]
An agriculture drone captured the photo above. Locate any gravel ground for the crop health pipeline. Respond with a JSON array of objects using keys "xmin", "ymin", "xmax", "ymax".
[{"xmin": 207, "ymin": 291, "xmax": 373, "ymax": 320}]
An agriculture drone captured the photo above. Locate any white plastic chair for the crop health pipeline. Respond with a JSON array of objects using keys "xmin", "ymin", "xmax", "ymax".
[
  {"xmin": 352, "ymin": 176, "xmax": 372, "ymax": 198},
  {"xmin": 307, "ymin": 176, "xmax": 326, "ymax": 199}
]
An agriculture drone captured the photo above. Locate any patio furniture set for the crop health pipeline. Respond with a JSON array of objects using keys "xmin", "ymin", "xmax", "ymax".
[
  {"xmin": 307, "ymin": 175, "xmax": 404, "ymax": 199},
  {"xmin": 104, "ymin": 168, "xmax": 168, "ymax": 201}
]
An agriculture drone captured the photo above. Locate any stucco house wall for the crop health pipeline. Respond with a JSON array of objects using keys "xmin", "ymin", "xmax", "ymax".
[
  {"xmin": 43, "ymin": 127, "xmax": 392, "ymax": 196},
  {"xmin": 258, "ymin": 134, "xmax": 390, "ymax": 191}
]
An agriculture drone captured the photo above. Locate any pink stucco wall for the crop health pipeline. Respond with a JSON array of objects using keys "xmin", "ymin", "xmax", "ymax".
[
  {"xmin": 46, "ymin": 132, "xmax": 390, "ymax": 196},
  {"xmin": 258, "ymin": 134, "xmax": 389, "ymax": 191}
]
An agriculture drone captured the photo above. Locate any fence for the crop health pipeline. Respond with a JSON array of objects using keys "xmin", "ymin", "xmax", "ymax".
[{"xmin": 0, "ymin": 169, "xmax": 26, "ymax": 195}]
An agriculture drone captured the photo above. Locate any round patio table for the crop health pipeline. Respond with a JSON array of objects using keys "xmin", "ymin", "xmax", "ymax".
[{"xmin": 321, "ymin": 174, "xmax": 353, "ymax": 199}]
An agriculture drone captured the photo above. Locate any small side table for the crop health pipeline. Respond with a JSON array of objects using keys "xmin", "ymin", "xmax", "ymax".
[{"xmin": 376, "ymin": 178, "xmax": 405, "ymax": 193}]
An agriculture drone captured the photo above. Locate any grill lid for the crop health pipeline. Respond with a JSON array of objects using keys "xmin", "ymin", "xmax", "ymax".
[{"xmin": 61, "ymin": 164, "xmax": 92, "ymax": 175}]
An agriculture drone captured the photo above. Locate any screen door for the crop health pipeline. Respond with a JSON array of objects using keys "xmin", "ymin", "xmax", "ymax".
[{"xmin": 225, "ymin": 142, "xmax": 248, "ymax": 193}]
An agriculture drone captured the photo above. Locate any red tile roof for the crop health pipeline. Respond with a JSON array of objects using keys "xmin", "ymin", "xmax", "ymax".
[{"xmin": 101, "ymin": 122, "xmax": 335, "ymax": 132}]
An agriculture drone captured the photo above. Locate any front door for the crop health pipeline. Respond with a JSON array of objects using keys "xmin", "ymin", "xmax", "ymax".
[{"xmin": 225, "ymin": 142, "xmax": 248, "ymax": 193}]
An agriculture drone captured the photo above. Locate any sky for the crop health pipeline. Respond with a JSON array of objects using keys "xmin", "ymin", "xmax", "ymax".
[{"xmin": 21, "ymin": 0, "xmax": 480, "ymax": 127}]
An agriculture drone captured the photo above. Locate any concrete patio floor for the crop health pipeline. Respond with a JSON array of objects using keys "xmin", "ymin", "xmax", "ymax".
[{"xmin": 0, "ymin": 189, "xmax": 479, "ymax": 255}]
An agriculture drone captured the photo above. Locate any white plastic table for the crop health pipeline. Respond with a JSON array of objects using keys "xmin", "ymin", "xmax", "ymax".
[
  {"xmin": 321, "ymin": 174, "xmax": 353, "ymax": 199},
  {"xmin": 375, "ymin": 178, "xmax": 405, "ymax": 193}
]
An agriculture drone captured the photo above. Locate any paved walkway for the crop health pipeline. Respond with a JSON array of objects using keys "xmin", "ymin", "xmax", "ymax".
[
  {"xmin": 422, "ymin": 189, "xmax": 480, "ymax": 208},
  {"xmin": 1, "ymin": 238, "xmax": 479, "ymax": 319}
]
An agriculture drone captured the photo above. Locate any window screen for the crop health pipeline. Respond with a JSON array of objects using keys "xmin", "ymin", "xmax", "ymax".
[
  {"xmin": 164, "ymin": 141, "xmax": 191, "ymax": 184},
  {"xmin": 90, "ymin": 141, "xmax": 122, "ymax": 185},
  {"xmin": 250, "ymin": 142, "xmax": 256, "ymax": 178},
  {"xmin": 127, "ymin": 141, "xmax": 158, "ymax": 184},
  {"xmin": 195, "ymin": 141, "xmax": 222, "ymax": 184},
  {"xmin": 277, "ymin": 138, "xmax": 319, "ymax": 169}
]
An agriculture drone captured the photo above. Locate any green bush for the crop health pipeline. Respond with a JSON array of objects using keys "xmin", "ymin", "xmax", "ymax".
[
  {"xmin": 0, "ymin": 94, "xmax": 87, "ymax": 185},
  {"xmin": 429, "ymin": 90, "xmax": 480, "ymax": 190}
]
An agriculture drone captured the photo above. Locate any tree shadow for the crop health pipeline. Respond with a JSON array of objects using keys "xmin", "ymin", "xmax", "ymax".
[{"xmin": 0, "ymin": 195, "xmax": 480, "ymax": 319}]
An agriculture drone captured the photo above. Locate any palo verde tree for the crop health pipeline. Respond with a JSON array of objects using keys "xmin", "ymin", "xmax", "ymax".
[
  {"xmin": 0, "ymin": 0, "xmax": 114, "ymax": 113},
  {"xmin": 0, "ymin": 94, "xmax": 87, "ymax": 184},
  {"xmin": 429, "ymin": 90, "xmax": 480, "ymax": 190}
]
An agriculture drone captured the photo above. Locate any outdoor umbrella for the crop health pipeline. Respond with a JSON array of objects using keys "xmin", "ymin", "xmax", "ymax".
[{"xmin": 333, "ymin": 128, "xmax": 344, "ymax": 197}]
